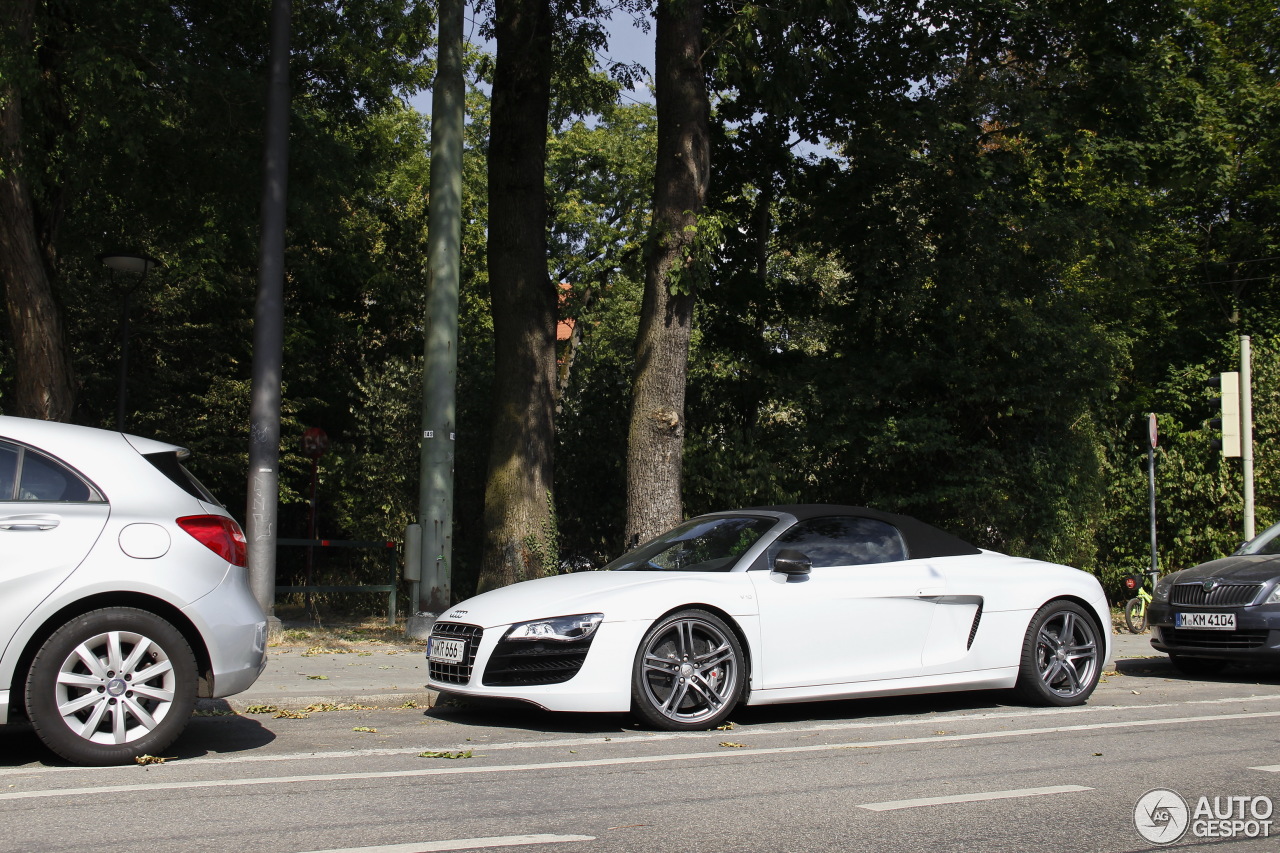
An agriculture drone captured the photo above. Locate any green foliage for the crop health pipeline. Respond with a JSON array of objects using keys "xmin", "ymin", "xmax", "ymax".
[{"xmin": 4, "ymin": 0, "xmax": 1277, "ymax": 603}]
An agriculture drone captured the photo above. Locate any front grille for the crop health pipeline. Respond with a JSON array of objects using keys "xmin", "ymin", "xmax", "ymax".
[
  {"xmin": 428, "ymin": 622, "xmax": 483, "ymax": 685},
  {"xmin": 1161, "ymin": 627, "xmax": 1270, "ymax": 649},
  {"xmin": 483, "ymin": 637, "xmax": 594, "ymax": 686},
  {"xmin": 1170, "ymin": 583, "xmax": 1263, "ymax": 607}
]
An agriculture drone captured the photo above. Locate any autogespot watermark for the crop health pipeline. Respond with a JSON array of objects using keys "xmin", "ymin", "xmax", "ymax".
[{"xmin": 1134, "ymin": 788, "xmax": 1274, "ymax": 844}]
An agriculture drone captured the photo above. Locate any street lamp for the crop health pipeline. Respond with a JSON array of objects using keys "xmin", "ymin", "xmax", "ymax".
[{"xmin": 97, "ymin": 253, "xmax": 161, "ymax": 431}]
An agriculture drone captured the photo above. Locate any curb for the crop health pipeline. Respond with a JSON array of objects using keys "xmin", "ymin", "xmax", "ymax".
[{"xmin": 196, "ymin": 689, "xmax": 440, "ymax": 713}]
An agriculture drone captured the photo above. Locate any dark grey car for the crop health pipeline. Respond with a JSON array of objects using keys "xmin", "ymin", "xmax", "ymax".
[{"xmin": 1148, "ymin": 522, "xmax": 1280, "ymax": 675}]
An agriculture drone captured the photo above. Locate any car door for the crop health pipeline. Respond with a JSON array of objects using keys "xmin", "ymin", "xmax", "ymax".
[
  {"xmin": 0, "ymin": 441, "xmax": 111, "ymax": 659},
  {"xmin": 748, "ymin": 515, "xmax": 945, "ymax": 689}
]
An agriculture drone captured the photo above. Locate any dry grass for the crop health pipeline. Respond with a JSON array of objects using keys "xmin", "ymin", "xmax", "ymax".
[{"xmin": 269, "ymin": 610, "xmax": 425, "ymax": 650}]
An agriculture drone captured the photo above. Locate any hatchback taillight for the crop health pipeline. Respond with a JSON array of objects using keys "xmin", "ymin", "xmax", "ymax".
[{"xmin": 177, "ymin": 515, "xmax": 248, "ymax": 567}]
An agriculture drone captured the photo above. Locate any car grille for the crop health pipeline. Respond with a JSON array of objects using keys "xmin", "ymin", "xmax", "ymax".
[
  {"xmin": 483, "ymin": 637, "xmax": 595, "ymax": 687},
  {"xmin": 428, "ymin": 622, "xmax": 483, "ymax": 685},
  {"xmin": 1160, "ymin": 627, "xmax": 1270, "ymax": 649},
  {"xmin": 1170, "ymin": 583, "xmax": 1263, "ymax": 607}
]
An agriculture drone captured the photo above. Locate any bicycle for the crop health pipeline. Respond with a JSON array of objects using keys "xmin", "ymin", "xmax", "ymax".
[{"xmin": 1123, "ymin": 570, "xmax": 1159, "ymax": 633}]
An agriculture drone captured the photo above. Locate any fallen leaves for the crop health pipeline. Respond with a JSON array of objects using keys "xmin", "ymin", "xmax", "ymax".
[
  {"xmin": 418, "ymin": 750, "xmax": 473, "ymax": 759},
  {"xmin": 274, "ymin": 709, "xmax": 310, "ymax": 719}
]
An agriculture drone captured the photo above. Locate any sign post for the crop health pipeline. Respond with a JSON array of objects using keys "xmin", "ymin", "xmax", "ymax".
[{"xmin": 1148, "ymin": 413, "xmax": 1159, "ymax": 577}]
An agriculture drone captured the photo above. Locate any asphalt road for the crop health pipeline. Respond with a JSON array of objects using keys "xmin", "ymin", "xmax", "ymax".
[{"xmin": 4, "ymin": 653, "xmax": 1280, "ymax": 853}]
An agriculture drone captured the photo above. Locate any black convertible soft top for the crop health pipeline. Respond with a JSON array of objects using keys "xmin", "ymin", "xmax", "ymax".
[{"xmin": 736, "ymin": 504, "xmax": 983, "ymax": 559}]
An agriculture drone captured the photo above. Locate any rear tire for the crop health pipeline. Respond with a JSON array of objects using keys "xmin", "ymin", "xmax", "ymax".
[
  {"xmin": 1014, "ymin": 600, "xmax": 1102, "ymax": 706},
  {"xmin": 1124, "ymin": 598, "xmax": 1147, "ymax": 634},
  {"xmin": 25, "ymin": 607, "xmax": 198, "ymax": 766}
]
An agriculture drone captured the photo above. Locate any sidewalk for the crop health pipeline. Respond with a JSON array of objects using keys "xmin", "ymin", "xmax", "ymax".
[
  {"xmin": 198, "ymin": 635, "xmax": 436, "ymax": 713},
  {"xmin": 199, "ymin": 626, "xmax": 1158, "ymax": 713}
]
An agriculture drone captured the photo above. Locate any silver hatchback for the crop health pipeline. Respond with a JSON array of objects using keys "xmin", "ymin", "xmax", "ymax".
[{"xmin": 0, "ymin": 416, "xmax": 267, "ymax": 765}]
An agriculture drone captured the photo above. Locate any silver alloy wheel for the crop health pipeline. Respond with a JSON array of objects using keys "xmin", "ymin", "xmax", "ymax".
[
  {"xmin": 54, "ymin": 629, "xmax": 178, "ymax": 745},
  {"xmin": 1033, "ymin": 608, "xmax": 1099, "ymax": 699},
  {"xmin": 638, "ymin": 615, "xmax": 740, "ymax": 725}
]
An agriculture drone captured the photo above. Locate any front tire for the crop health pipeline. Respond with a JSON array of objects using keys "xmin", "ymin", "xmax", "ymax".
[
  {"xmin": 1014, "ymin": 600, "xmax": 1102, "ymax": 706},
  {"xmin": 631, "ymin": 609, "xmax": 744, "ymax": 731},
  {"xmin": 1124, "ymin": 598, "xmax": 1147, "ymax": 634},
  {"xmin": 25, "ymin": 607, "xmax": 198, "ymax": 766}
]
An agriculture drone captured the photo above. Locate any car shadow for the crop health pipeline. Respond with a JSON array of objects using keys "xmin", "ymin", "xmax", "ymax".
[
  {"xmin": 0, "ymin": 705, "xmax": 277, "ymax": 768},
  {"xmin": 167, "ymin": 709, "xmax": 278, "ymax": 758},
  {"xmin": 1115, "ymin": 655, "xmax": 1280, "ymax": 684},
  {"xmin": 422, "ymin": 689, "xmax": 1023, "ymax": 736}
]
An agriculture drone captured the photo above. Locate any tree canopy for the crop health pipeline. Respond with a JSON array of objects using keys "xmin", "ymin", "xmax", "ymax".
[{"xmin": 1, "ymin": 0, "xmax": 1276, "ymax": 609}]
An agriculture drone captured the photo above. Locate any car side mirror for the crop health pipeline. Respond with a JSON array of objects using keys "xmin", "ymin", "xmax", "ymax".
[{"xmin": 774, "ymin": 549, "xmax": 812, "ymax": 576}]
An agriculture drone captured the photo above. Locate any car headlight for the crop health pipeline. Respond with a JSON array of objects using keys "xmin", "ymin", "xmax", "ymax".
[
  {"xmin": 1153, "ymin": 576, "xmax": 1173, "ymax": 603},
  {"xmin": 1266, "ymin": 585, "xmax": 1280, "ymax": 605},
  {"xmin": 504, "ymin": 613, "xmax": 603, "ymax": 642}
]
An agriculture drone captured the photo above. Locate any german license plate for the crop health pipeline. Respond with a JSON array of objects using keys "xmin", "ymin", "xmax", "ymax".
[
  {"xmin": 1175, "ymin": 612, "xmax": 1236, "ymax": 630},
  {"xmin": 428, "ymin": 637, "xmax": 466, "ymax": 664}
]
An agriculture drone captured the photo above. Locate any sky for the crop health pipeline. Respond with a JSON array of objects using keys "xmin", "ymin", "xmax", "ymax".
[{"xmin": 409, "ymin": 4, "xmax": 656, "ymax": 114}]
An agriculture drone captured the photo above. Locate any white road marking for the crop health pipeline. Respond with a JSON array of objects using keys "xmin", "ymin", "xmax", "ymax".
[
  {"xmin": 858, "ymin": 784, "xmax": 1092, "ymax": 811},
  {"xmin": 4, "ymin": 709, "xmax": 1280, "ymax": 802},
  {"xmin": 291, "ymin": 835, "xmax": 594, "ymax": 853},
  {"xmin": 1250, "ymin": 765, "xmax": 1280, "ymax": 772},
  {"xmin": 7, "ymin": 691, "xmax": 1279, "ymax": 777}
]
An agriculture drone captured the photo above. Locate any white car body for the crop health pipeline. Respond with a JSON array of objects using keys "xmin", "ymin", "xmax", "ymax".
[
  {"xmin": 1, "ymin": 415, "xmax": 267, "ymax": 763},
  {"xmin": 427, "ymin": 507, "xmax": 1110, "ymax": 724}
]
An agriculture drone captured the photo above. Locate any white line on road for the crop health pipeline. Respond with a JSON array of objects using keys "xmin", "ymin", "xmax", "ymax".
[
  {"xmin": 1250, "ymin": 765, "xmax": 1280, "ymax": 772},
  {"xmin": 4, "ymin": 709, "xmax": 1280, "ymax": 803},
  {"xmin": 291, "ymin": 835, "xmax": 595, "ymax": 853},
  {"xmin": 858, "ymin": 785, "xmax": 1092, "ymax": 811}
]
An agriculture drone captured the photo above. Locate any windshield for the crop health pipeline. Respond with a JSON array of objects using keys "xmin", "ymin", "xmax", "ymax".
[
  {"xmin": 1237, "ymin": 522, "xmax": 1280, "ymax": 556},
  {"xmin": 605, "ymin": 515, "xmax": 779, "ymax": 572}
]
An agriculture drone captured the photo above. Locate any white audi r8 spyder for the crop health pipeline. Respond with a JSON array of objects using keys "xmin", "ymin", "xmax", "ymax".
[{"xmin": 426, "ymin": 505, "xmax": 1111, "ymax": 730}]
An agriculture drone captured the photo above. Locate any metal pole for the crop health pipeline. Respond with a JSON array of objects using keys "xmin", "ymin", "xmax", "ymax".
[
  {"xmin": 116, "ymin": 287, "xmax": 131, "ymax": 431},
  {"xmin": 413, "ymin": 0, "xmax": 464, "ymax": 627},
  {"xmin": 1241, "ymin": 335, "xmax": 1255, "ymax": 541},
  {"xmin": 1148, "ymin": 413, "xmax": 1159, "ymax": 576},
  {"xmin": 246, "ymin": 0, "xmax": 291, "ymax": 625}
]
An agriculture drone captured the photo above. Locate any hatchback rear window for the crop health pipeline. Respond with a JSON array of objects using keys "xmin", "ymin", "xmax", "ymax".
[{"xmin": 144, "ymin": 451, "xmax": 222, "ymax": 506}]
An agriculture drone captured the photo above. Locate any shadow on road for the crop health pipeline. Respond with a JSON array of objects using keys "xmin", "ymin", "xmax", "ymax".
[
  {"xmin": 0, "ymin": 710, "xmax": 276, "ymax": 769},
  {"xmin": 1115, "ymin": 655, "xmax": 1280, "ymax": 685},
  {"xmin": 423, "ymin": 688, "xmax": 1023, "ymax": 736}
]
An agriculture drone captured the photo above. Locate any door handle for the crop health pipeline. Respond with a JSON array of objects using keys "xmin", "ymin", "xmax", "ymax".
[
  {"xmin": 915, "ymin": 586, "xmax": 945, "ymax": 598},
  {"xmin": 0, "ymin": 515, "xmax": 60, "ymax": 531}
]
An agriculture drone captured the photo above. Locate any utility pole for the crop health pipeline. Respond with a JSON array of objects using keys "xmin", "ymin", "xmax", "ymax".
[
  {"xmin": 246, "ymin": 0, "xmax": 291, "ymax": 628},
  {"xmin": 409, "ymin": 0, "xmax": 464, "ymax": 636}
]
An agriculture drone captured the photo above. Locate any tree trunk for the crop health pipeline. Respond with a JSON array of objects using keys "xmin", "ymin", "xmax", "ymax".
[
  {"xmin": 623, "ymin": 0, "xmax": 710, "ymax": 547},
  {"xmin": 477, "ymin": 0, "xmax": 559, "ymax": 592},
  {"xmin": 0, "ymin": 0, "xmax": 75, "ymax": 422}
]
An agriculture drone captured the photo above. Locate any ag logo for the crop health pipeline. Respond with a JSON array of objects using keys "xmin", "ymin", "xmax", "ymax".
[{"xmin": 1135, "ymin": 788, "xmax": 1190, "ymax": 844}]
